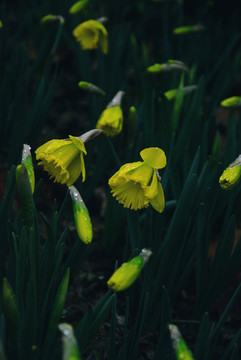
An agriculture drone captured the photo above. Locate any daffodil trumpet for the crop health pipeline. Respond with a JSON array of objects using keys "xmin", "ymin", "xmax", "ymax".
[
  {"xmin": 109, "ymin": 147, "xmax": 166, "ymax": 212},
  {"xmin": 107, "ymin": 248, "xmax": 152, "ymax": 291}
]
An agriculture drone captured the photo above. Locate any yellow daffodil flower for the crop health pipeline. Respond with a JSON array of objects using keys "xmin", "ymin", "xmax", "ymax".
[
  {"xmin": 73, "ymin": 19, "xmax": 108, "ymax": 54},
  {"xmin": 69, "ymin": 185, "xmax": 93, "ymax": 244},
  {"xmin": 96, "ymin": 91, "xmax": 124, "ymax": 137},
  {"xmin": 35, "ymin": 135, "xmax": 87, "ymax": 186},
  {"xmin": 219, "ymin": 155, "xmax": 241, "ymax": 190},
  {"xmin": 107, "ymin": 248, "xmax": 152, "ymax": 291},
  {"xmin": 109, "ymin": 147, "xmax": 166, "ymax": 212}
]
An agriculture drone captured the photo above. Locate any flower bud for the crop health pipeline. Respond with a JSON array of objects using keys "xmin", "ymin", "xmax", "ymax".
[
  {"xmin": 219, "ymin": 156, "xmax": 241, "ymax": 190},
  {"xmin": 147, "ymin": 61, "xmax": 188, "ymax": 73},
  {"xmin": 78, "ymin": 81, "xmax": 105, "ymax": 96},
  {"xmin": 69, "ymin": 186, "xmax": 93, "ymax": 244},
  {"xmin": 21, "ymin": 144, "xmax": 35, "ymax": 193},
  {"xmin": 107, "ymin": 248, "xmax": 152, "ymax": 291},
  {"xmin": 161, "ymin": 85, "xmax": 197, "ymax": 101},
  {"xmin": 69, "ymin": 0, "xmax": 90, "ymax": 15},
  {"xmin": 169, "ymin": 324, "xmax": 195, "ymax": 360},
  {"xmin": 173, "ymin": 24, "xmax": 205, "ymax": 35},
  {"xmin": 220, "ymin": 96, "xmax": 241, "ymax": 107},
  {"xmin": 40, "ymin": 14, "xmax": 65, "ymax": 25},
  {"xmin": 59, "ymin": 323, "xmax": 82, "ymax": 360}
]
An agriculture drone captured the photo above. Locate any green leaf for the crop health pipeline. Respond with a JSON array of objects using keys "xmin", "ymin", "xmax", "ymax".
[
  {"xmin": 2, "ymin": 278, "xmax": 20, "ymax": 342},
  {"xmin": 48, "ymin": 268, "xmax": 70, "ymax": 334}
]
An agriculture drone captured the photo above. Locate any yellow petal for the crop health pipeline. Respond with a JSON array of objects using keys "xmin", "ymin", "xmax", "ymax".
[
  {"xmin": 140, "ymin": 147, "xmax": 167, "ymax": 169},
  {"xmin": 144, "ymin": 170, "xmax": 158, "ymax": 199},
  {"xmin": 109, "ymin": 162, "xmax": 143, "ymax": 187},
  {"xmin": 69, "ymin": 135, "xmax": 87, "ymax": 154},
  {"xmin": 150, "ymin": 181, "xmax": 165, "ymax": 213}
]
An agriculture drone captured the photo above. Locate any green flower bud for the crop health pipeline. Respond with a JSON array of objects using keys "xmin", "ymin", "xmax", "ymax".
[
  {"xmin": 78, "ymin": 81, "xmax": 105, "ymax": 96},
  {"xmin": 40, "ymin": 14, "xmax": 65, "ymax": 25},
  {"xmin": 162, "ymin": 85, "xmax": 197, "ymax": 101},
  {"xmin": 173, "ymin": 24, "xmax": 205, "ymax": 35},
  {"xmin": 69, "ymin": 0, "xmax": 90, "ymax": 15},
  {"xmin": 107, "ymin": 249, "xmax": 152, "ymax": 291},
  {"xmin": 59, "ymin": 323, "xmax": 82, "ymax": 360},
  {"xmin": 21, "ymin": 144, "xmax": 35, "ymax": 193},
  {"xmin": 147, "ymin": 61, "xmax": 188, "ymax": 73},
  {"xmin": 169, "ymin": 324, "xmax": 195, "ymax": 360},
  {"xmin": 219, "ymin": 158, "xmax": 241, "ymax": 190},
  {"xmin": 69, "ymin": 186, "xmax": 93, "ymax": 244},
  {"xmin": 220, "ymin": 96, "xmax": 241, "ymax": 107}
]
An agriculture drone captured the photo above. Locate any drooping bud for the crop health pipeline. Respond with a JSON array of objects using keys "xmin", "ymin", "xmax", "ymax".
[
  {"xmin": 40, "ymin": 14, "xmax": 65, "ymax": 25},
  {"xmin": 219, "ymin": 155, "xmax": 241, "ymax": 190},
  {"xmin": 147, "ymin": 60, "xmax": 188, "ymax": 73},
  {"xmin": 169, "ymin": 324, "xmax": 195, "ymax": 360},
  {"xmin": 21, "ymin": 144, "xmax": 35, "ymax": 193},
  {"xmin": 69, "ymin": 0, "xmax": 90, "ymax": 15},
  {"xmin": 59, "ymin": 323, "xmax": 82, "ymax": 360},
  {"xmin": 220, "ymin": 96, "xmax": 241, "ymax": 107},
  {"xmin": 69, "ymin": 186, "xmax": 93, "ymax": 244},
  {"xmin": 78, "ymin": 81, "xmax": 106, "ymax": 96},
  {"xmin": 107, "ymin": 248, "xmax": 152, "ymax": 291},
  {"xmin": 173, "ymin": 24, "xmax": 205, "ymax": 35},
  {"xmin": 161, "ymin": 85, "xmax": 197, "ymax": 101}
]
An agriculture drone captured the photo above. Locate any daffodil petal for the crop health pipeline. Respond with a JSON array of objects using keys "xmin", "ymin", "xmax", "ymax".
[
  {"xmin": 144, "ymin": 170, "xmax": 158, "ymax": 199},
  {"xmin": 109, "ymin": 162, "xmax": 143, "ymax": 186},
  {"xmin": 140, "ymin": 147, "xmax": 167, "ymax": 169},
  {"xmin": 150, "ymin": 181, "xmax": 165, "ymax": 213}
]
